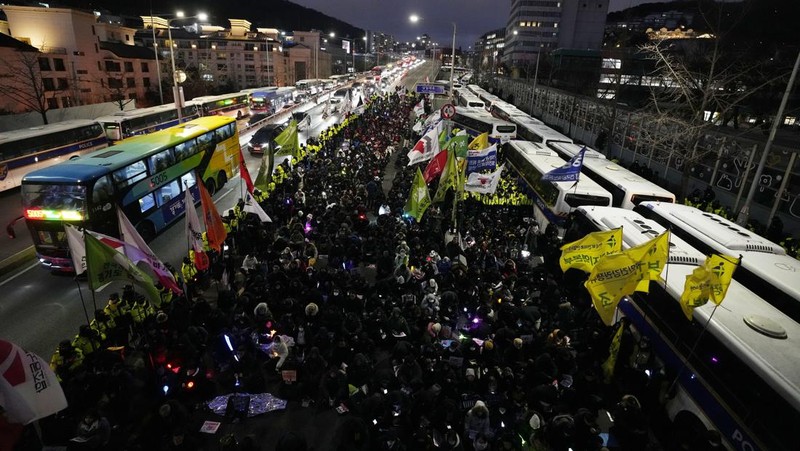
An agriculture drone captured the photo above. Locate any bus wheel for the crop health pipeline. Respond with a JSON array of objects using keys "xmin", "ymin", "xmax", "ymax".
[
  {"xmin": 69, "ymin": 155, "xmax": 81, "ymax": 161},
  {"xmin": 205, "ymin": 178, "xmax": 216, "ymax": 196},
  {"xmin": 136, "ymin": 221, "xmax": 156, "ymax": 243},
  {"xmin": 217, "ymin": 171, "xmax": 228, "ymax": 189}
]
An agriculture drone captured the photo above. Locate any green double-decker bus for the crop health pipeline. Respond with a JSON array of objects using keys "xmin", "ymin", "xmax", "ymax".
[{"xmin": 21, "ymin": 116, "xmax": 240, "ymax": 272}]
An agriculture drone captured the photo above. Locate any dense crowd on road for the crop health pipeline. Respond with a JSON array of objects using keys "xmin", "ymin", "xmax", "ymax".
[{"xmin": 6, "ymin": 87, "xmax": 720, "ymax": 451}]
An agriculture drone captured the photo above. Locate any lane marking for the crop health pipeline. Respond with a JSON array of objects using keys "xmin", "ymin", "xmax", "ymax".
[{"xmin": 0, "ymin": 262, "xmax": 40, "ymax": 287}]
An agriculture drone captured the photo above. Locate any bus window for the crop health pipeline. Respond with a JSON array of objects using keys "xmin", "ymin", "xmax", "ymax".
[
  {"xmin": 156, "ymin": 180, "xmax": 180, "ymax": 207},
  {"xmin": 215, "ymin": 124, "xmax": 233, "ymax": 141},
  {"xmin": 138, "ymin": 193, "xmax": 156, "ymax": 213},
  {"xmin": 196, "ymin": 133, "xmax": 215, "ymax": 154},
  {"xmin": 149, "ymin": 148, "xmax": 176, "ymax": 173},
  {"xmin": 497, "ymin": 125, "xmax": 516, "ymax": 134},
  {"xmin": 180, "ymin": 172, "xmax": 196, "ymax": 190},
  {"xmin": 112, "ymin": 161, "xmax": 147, "ymax": 189},
  {"xmin": 92, "ymin": 176, "xmax": 113, "ymax": 204}
]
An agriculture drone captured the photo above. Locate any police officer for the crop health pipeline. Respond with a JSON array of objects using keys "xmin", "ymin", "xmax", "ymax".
[
  {"xmin": 50, "ymin": 340, "xmax": 84, "ymax": 382},
  {"xmin": 72, "ymin": 325, "xmax": 101, "ymax": 355}
]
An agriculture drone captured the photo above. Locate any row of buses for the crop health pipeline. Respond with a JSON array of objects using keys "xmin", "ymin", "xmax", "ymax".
[
  {"xmin": 452, "ymin": 85, "xmax": 800, "ymax": 449},
  {"xmin": 0, "ymin": 75, "xmax": 355, "ymax": 192}
]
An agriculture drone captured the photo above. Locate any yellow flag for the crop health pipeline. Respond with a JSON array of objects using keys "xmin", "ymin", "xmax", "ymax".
[
  {"xmin": 468, "ymin": 132, "xmax": 489, "ymax": 150},
  {"xmin": 634, "ymin": 231, "xmax": 670, "ymax": 293},
  {"xmin": 560, "ymin": 228, "xmax": 622, "ymax": 273},
  {"xmin": 601, "ymin": 323, "xmax": 624, "ymax": 383},
  {"xmin": 584, "ymin": 232, "xmax": 669, "ymax": 326},
  {"xmin": 679, "ymin": 254, "xmax": 739, "ymax": 320}
]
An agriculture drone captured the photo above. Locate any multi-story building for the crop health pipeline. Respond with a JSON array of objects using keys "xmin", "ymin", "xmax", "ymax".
[
  {"xmin": 503, "ymin": 0, "xmax": 609, "ymax": 67},
  {"xmin": 473, "ymin": 28, "xmax": 506, "ymax": 75},
  {"xmin": 138, "ymin": 18, "xmax": 333, "ymax": 99},
  {"xmin": 0, "ymin": 5, "xmax": 158, "ymax": 112}
]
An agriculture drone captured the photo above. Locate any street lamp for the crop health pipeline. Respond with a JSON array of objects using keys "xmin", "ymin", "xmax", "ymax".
[
  {"xmin": 167, "ymin": 11, "xmax": 207, "ymax": 122},
  {"xmin": 409, "ymin": 14, "xmax": 457, "ymax": 96}
]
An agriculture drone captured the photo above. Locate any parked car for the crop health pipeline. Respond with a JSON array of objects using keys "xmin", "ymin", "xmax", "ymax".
[
  {"xmin": 247, "ymin": 123, "xmax": 286, "ymax": 155},
  {"xmin": 292, "ymin": 111, "xmax": 311, "ymax": 129}
]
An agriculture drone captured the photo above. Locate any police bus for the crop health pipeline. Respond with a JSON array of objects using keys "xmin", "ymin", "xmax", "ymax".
[
  {"xmin": 0, "ymin": 120, "xmax": 108, "ymax": 192},
  {"xmin": 548, "ymin": 142, "xmax": 675, "ymax": 209},
  {"xmin": 21, "ymin": 116, "xmax": 240, "ymax": 271},
  {"xmin": 188, "ymin": 92, "xmax": 251, "ymax": 119},
  {"xmin": 635, "ymin": 201, "xmax": 800, "ymax": 323},
  {"xmin": 507, "ymin": 140, "xmax": 611, "ymax": 232},
  {"xmin": 568, "ymin": 205, "xmax": 800, "ymax": 451},
  {"xmin": 95, "ymin": 104, "xmax": 202, "ymax": 143},
  {"xmin": 450, "ymin": 107, "xmax": 516, "ymax": 144}
]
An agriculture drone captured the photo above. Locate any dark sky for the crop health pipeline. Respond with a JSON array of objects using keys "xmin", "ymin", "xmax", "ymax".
[{"xmin": 290, "ymin": 0, "xmax": 650, "ymax": 49}]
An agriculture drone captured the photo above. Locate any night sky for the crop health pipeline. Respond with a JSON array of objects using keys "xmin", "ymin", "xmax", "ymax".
[{"xmin": 290, "ymin": 0, "xmax": 651, "ymax": 49}]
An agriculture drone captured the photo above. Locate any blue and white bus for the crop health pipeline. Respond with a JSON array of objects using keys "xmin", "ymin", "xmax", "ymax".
[
  {"xmin": 94, "ymin": 104, "xmax": 201, "ymax": 143},
  {"xmin": 0, "ymin": 120, "xmax": 108, "ymax": 192},
  {"xmin": 635, "ymin": 201, "xmax": 800, "ymax": 323},
  {"xmin": 569, "ymin": 205, "xmax": 800, "ymax": 451},
  {"xmin": 450, "ymin": 107, "xmax": 516, "ymax": 143},
  {"xmin": 507, "ymin": 140, "xmax": 611, "ymax": 232}
]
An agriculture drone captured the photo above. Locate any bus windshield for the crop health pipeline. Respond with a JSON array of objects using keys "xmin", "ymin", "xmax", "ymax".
[{"xmin": 22, "ymin": 184, "xmax": 87, "ymax": 220}]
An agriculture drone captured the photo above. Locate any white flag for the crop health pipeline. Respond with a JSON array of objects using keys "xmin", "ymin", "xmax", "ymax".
[
  {"xmin": 244, "ymin": 190, "xmax": 272, "ymax": 222},
  {"xmin": 407, "ymin": 122, "xmax": 442, "ymax": 166},
  {"xmin": 185, "ymin": 188, "xmax": 204, "ymax": 253},
  {"xmin": 65, "ymin": 224, "xmax": 86, "ymax": 275},
  {"xmin": 413, "ymin": 100, "xmax": 424, "ymax": 117},
  {"xmin": 117, "ymin": 208, "xmax": 182, "ymax": 294},
  {"xmin": 0, "ymin": 339, "xmax": 67, "ymax": 424},
  {"xmin": 464, "ymin": 164, "xmax": 505, "ymax": 195}
]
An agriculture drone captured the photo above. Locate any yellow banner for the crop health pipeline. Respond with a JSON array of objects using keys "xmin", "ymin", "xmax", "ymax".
[
  {"xmin": 602, "ymin": 322, "xmax": 624, "ymax": 383},
  {"xmin": 560, "ymin": 228, "xmax": 622, "ymax": 273},
  {"xmin": 679, "ymin": 254, "xmax": 738, "ymax": 320},
  {"xmin": 585, "ymin": 232, "xmax": 670, "ymax": 325},
  {"xmin": 632, "ymin": 231, "xmax": 670, "ymax": 293}
]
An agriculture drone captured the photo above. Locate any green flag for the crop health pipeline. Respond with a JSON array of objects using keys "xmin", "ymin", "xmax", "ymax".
[
  {"xmin": 444, "ymin": 130, "xmax": 470, "ymax": 158},
  {"xmin": 275, "ymin": 119, "xmax": 300, "ymax": 158},
  {"xmin": 254, "ymin": 155, "xmax": 270, "ymax": 192},
  {"xmin": 433, "ymin": 145, "xmax": 459, "ymax": 203},
  {"xmin": 404, "ymin": 167, "xmax": 431, "ymax": 221},
  {"xmin": 438, "ymin": 128, "xmax": 449, "ymax": 149},
  {"xmin": 85, "ymin": 232, "xmax": 162, "ymax": 307}
]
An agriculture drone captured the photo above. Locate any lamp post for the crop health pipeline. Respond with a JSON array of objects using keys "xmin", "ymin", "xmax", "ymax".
[
  {"xmin": 166, "ymin": 11, "xmax": 207, "ymax": 122},
  {"xmin": 149, "ymin": 13, "xmax": 164, "ymax": 105}
]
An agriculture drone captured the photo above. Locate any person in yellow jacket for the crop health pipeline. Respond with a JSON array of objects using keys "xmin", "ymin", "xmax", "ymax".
[
  {"xmin": 103, "ymin": 293, "xmax": 127, "ymax": 323},
  {"xmin": 50, "ymin": 339, "xmax": 84, "ymax": 382},
  {"xmin": 72, "ymin": 325, "xmax": 101, "ymax": 355},
  {"xmin": 89, "ymin": 309, "xmax": 112, "ymax": 341},
  {"xmin": 129, "ymin": 298, "xmax": 155, "ymax": 325},
  {"xmin": 156, "ymin": 282, "xmax": 173, "ymax": 307}
]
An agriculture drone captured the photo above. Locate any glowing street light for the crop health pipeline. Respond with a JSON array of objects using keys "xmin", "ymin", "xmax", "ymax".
[
  {"xmin": 409, "ymin": 14, "xmax": 419, "ymax": 24},
  {"xmin": 166, "ymin": 11, "xmax": 207, "ymax": 122}
]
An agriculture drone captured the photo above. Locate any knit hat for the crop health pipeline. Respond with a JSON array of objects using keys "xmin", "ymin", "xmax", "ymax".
[
  {"xmin": 484, "ymin": 339, "xmax": 494, "ymax": 351},
  {"xmin": 431, "ymin": 323, "xmax": 442, "ymax": 334},
  {"xmin": 254, "ymin": 302, "xmax": 270, "ymax": 317},
  {"xmin": 305, "ymin": 302, "xmax": 319, "ymax": 316},
  {"xmin": 513, "ymin": 338, "xmax": 523, "ymax": 349},
  {"xmin": 156, "ymin": 311, "xmax": 168, "ymax": 324}
]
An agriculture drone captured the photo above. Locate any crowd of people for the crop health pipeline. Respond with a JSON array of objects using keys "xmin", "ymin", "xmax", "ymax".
[{"xmin": 10, "ymin": 85, "xmax": 714, "ymax": 451}]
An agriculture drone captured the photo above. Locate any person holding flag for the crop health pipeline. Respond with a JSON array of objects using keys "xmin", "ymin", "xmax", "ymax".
[{"xmin": 679, "ymin": 254, "xmax": 739, "ymax": 320}]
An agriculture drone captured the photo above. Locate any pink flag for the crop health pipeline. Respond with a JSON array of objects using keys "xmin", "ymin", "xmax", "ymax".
[{"xmin": 117, "ymin": 208, "xmax": 183, "ymax": 295}]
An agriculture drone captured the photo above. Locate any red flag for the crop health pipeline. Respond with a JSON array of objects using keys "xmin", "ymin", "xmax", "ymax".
[
  {"xmin": 198, "ymin": 180, "xmax": 227, "ymax": 252},
  {"xmin": 239, "ymin": 148, "xmax": 254, "ymax": 194},
  {"xmin": 422, "ymin": 149, "xmax": 448, "ymax": 183}
]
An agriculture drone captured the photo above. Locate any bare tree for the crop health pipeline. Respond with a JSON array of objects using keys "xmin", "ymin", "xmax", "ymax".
[
  {"xmin": 96, "ymin": 71, "xmax": 136, "ymax": 111},
  {"xmin": 0, "ymin": 49, "xmax": 66, "ymax": 124},
  {"xmin": 637, "ymin": 1, "xmax": 788, "ymax": 198}
]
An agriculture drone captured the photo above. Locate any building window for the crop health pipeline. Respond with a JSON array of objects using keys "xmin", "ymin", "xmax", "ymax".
[
  {"xmin": 77, "ymin": 69, "xmax": 88, "ymax": 74},
  {"xmin": 42, "ymin": 78, "xmax": 55, "ymax": 91},
  {"xmin": 143, "ymin": 78, "xmax": 151, "ymax": 88},
  {"xmin": 126, "ymin": 78, "xmax": 136, "ymax": 88},
  {"xmin": 47, "ymin": 98, "xmax": 59, "ymax": 109},
  {"xmin": 124, "ymin": 62, "xmax": 134, "ymax": 72},
  {"xmin": 141, "ymin": 62, "xmax": 149, "ymax": 72},
  {"xmin": 95, "ymin": 43, "xmax": 99, "ymax": 53},
  {"xmin": 91, "ymin": 25, "xmax": 95, "ymax": 35},
  {"xmin": 125, "ymin": 34, "xmax": 130, "ymax": 42},
  {"xmin": 104, "ymin": 61, "xmax": 121, "ymax": 72},
  {"xmin": 217, "ymin": 64, "xmax": 228, "ymax": 71},
  {"xmin": 244, "ymin": 53, "xmax": 254, "ymax": 61},
  {"xmin": 245, "ymin": 65, "xmax": 255, "ymax": 72},
  {"xmin": 53, "ymin": 58, "xmax": 66, "ymax": 71},
  {"xmin": 61, "ymin": 97, "xmax": 72, "ymax": 108},
  {"xmin": 57, "ymin": 78, "xmax": 69, "ymax": 89},
  {"xmin": 38, "ymin": 58, "xmax": 51, "ymax": 71},
  {"xmin": 108, "ymin": 78, "xmax": 123, "ymax": 89}
]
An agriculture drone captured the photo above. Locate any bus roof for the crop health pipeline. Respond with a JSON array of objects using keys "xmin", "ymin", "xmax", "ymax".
[
  {"xmin": 188, "ymin": 92, "xmax": 248, "ymax": 105},
  {"xmin": 508, "ymin": 140, "xmax": 612, "ymax": 197},
  {"xmin": 93, "ymin": 104, "xmax": 185, "ymax": 123},
  {"xmin": 581, "ymin": 158, "xmax": 675, "ymax": 201},
  {"xmin": 22, "ymin": 116, "xmax": 234, "ymax": 184},
  {"xmin": 518, "ymin": 122, "xmax": 572, "ymax": 144},
  {"xmin": 0, "ymin": 119, "xmax": 101, "ymax": 142},
  {"xmin": 240, "ymin": 86, "xmax": 278, "ymax": 94},
  {"xmin": 576, "ymin": 206, "xmax": 800, "ymax": 412}
]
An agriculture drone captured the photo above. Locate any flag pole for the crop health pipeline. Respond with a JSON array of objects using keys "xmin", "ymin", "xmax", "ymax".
[
  {"xmin": 667, "ymin": 303, "xmax": 719, "ymax": 394},
  {"xmin": 74, "ymin": 277, "xmax": 91, "ymax": 325},
  {"xmin": 83, "ymin": 231, "xmax": 98, "ymax": 313}
]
